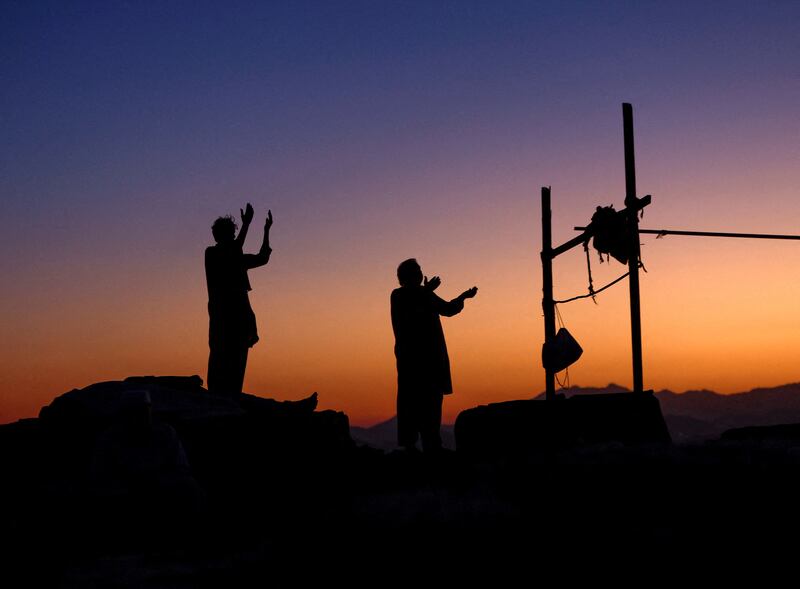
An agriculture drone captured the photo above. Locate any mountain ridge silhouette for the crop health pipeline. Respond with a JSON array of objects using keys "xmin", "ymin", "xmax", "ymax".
[
  {"xmin": 351, "ymin": 416, "xmax": 456, "ymax": 450},
  {"xmin": 353, "ymin": 382, "xmax": 800, "ymax": 447}
]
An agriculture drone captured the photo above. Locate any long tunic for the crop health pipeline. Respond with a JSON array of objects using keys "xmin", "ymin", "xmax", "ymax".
[
  {"xmin": 205, "ymin": 242, "xmax": 259, "ymax": 349},
  {"xmin": 390, "ymin": 286, "xmax": 464, "ymax": 396}
]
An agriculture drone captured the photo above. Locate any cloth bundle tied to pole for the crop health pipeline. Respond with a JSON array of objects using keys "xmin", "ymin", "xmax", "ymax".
[{"xmin": 590, "ymin": 205, "xmax": 630, "ymax": 265}]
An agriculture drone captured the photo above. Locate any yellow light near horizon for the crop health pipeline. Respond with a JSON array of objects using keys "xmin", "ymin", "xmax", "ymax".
[{"xmin": 4, "ymin": 173, "xmax": 800, "ymax": 427}]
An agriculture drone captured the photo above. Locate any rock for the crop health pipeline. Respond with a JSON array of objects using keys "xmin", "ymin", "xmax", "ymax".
[
  {"xmin": 3, "ymin": 376, "xmax": 353, "ymax": 507},
  {"xmin": 455, "ymin": 391, "xmax": 671, "ymax": 456},
  {"xmin": 39, "ymin": 375, "xmax": 244, "ymax": 427},
  {"xmin": 721, "ymin": 423, "xmax": 800, "ymax": 442}
]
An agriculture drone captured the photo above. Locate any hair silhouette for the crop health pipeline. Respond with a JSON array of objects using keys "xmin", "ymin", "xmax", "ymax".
[
  {"xmin": 211, "ymin": 216, "xmax": 238, "ymax": 243},
  {"xmin": 397, "ymin": 258, "xmax": 422, "ymax": 286}
]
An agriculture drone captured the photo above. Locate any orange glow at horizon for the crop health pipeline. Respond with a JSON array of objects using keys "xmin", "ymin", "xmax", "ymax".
[
  {"xmin": 4, "ymin": 169, "xmax": 800, "ymax": 427},
  {"xmin": 4, "ymin": 1, "xmax": 799, "ymax": 430}
]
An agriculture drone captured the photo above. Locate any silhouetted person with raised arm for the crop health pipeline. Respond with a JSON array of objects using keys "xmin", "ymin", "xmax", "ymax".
[
  {"xmin": 205, "ymin": 203, "xmax": 272, "ymax": 395},
  {"xmin": 391, "ymin": 258, "xmax": 478, "ymax": 453}
]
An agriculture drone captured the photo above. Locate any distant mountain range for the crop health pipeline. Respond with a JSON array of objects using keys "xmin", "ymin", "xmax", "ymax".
[
  {"xmin": 351, "ymin": 383, "xmax": 800, "ymax": 448},
  {"xmin": 351, "ymin": 417, "xmax": 456, "ymax": 451}
]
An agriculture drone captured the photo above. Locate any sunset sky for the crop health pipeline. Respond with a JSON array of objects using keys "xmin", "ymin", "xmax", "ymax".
[{"xmin": 2, "ymin": 1, "xmax": 799, "ymax": 425}]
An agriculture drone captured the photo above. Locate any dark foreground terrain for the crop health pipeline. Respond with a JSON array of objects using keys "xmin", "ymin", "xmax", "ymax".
[{"xmin": 3, "ymin": 377, "xmax": 800, "ymax": 586}]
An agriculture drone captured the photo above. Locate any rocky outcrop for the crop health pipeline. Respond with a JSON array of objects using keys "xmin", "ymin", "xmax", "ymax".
[
  {"xmin": 0, "ymin": 375, "xmax": 360, "ymax": 581},
  {"xmin": 455, "ymin": 391, "xmax": 671, "ymax": 456},
  {"xmin": 1, "ymin": 376, "xmax": 354, "ymax": 549},
  {"xmin": 39, "ymin": 375, "xmax": 242, "ymax": 426},
  {"xmin": 721, "ymin": 422, "xmax": 800, "ymax": 443},
  {"xmin": 26, "ymin": 375, "xmax": 352, "ymax": 480}
]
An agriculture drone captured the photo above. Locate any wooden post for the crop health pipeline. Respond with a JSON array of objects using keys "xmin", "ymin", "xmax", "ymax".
[
  {"xmin": 541, "ymin": 186, "xmax": 556, "ymax": 401},
  {"xmin": 623, "ymin": 103, "xmax": 644, "ymax": 394}
]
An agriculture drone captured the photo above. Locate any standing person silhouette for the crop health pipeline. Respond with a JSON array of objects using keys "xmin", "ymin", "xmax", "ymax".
[
  {"xmin": 205, "ymin": 203, "xmax": 273, "ymax": 395},
  {"xmin": 390, "ymin": 258, "xmax": 478, "ymax": 453}
]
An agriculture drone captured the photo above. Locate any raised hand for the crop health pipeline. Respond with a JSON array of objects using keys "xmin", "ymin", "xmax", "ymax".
[
  {"xmin": 241, "ymin": 203, "xmax": 254, "ymax": 224},
  {"xmin": 423, "ymin": 275, "xmax": 441, "ymax": 291},
  {"xmin": 461, "ymin": 286, "xmax": 478, "ymax": 299},
  {"xmin": 265, "ymin": 209, "xmax": 273, "ymax": 230}
]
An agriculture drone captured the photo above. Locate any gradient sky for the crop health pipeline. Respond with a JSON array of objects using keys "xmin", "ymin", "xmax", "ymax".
[{"xmin": 2, "ymin": 1, "xmax": 799, "ymax": 425}]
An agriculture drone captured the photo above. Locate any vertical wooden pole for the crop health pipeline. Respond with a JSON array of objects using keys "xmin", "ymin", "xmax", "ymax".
[
  {"xmin": 541, "ymin": 186, "xmax": 556, "ymax": 401},
  {"xmin": 623, "ymin": 103, "xmax": 644, "ymax": 394}
]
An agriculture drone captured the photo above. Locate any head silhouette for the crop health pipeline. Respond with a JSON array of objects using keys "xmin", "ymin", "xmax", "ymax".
[
  {"xmin": 211, "ymin": 216, "xmax": 237, "ymax": 243},
  {"xmin": 397, "ymin": 258, "xmax": 423, "ymax": 287}
]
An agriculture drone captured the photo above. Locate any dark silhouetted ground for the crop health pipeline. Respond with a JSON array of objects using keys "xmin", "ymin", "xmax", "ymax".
[{"xmin": 4, "ymin": 377, "xmax": 800, "ymax": 585}]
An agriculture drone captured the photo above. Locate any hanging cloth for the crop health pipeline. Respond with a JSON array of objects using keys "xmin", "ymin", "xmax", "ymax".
[{"xmin": 590, "ymin": 205, "xmax": 629, "ymax": 265}]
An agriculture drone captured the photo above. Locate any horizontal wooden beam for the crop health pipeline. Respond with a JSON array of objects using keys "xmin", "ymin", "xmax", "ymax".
[{"xmin": 573, "ymin": 227, "xmax": 800, "ymax": 241}]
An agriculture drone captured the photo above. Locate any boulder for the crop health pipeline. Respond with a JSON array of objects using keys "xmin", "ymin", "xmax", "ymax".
[
  {"xmin": 4, "ymin": 375, "xmax": 353, "ymax": 499},
  {"xmin": 721, "ymin": 423, "xmax": 800, "ymax": 443},
  {"xmin": 455, "ymin": 391, "xmax": 671, "ymax": 456}
]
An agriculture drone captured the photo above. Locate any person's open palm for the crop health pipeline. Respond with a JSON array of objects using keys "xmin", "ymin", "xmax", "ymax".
[
  {"xmin": 424, "ymin": 275, "xmax": 441, "ymax": 291},
  {"xmin": 241, "ymin": 203, "xmax": 254, "ymax": 224}
]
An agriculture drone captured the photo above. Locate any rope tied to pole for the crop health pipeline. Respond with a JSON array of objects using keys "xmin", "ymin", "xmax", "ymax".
[
  {"xmin": 553, "ymin": 268, "xmax": 638, "ymax": 304},
  {"xmin": 583, "ymin": 240, "xmax": 596, "ymax": 303},
  {"xmin": 553, "ymin": 304, "xmax": 571, "ymax": 389},
  {"xmin": 554, "ymin": 235, "xmax": 646, "ymax": 305},
  {"xmin": 552, "ymin": 205, "xmax": 649, "ymax": 305}
]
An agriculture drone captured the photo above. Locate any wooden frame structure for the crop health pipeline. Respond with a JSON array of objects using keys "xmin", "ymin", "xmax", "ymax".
[
  {"xmin": 541, "ymin": 103, "xmax": 650, "ymax": 401},
  {"xmin": 542, "ymin": 103, "xmax": 800, "ymax": 402}
]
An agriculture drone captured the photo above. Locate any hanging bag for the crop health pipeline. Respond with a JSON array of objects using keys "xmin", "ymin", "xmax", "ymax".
[{"xmin": 542, "ymin": 327, "xmax": 583, "ymax": 373}]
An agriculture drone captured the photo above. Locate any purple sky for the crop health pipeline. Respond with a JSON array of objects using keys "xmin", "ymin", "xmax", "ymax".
[{"xmin": 2, "ymin": 1, "xmax": 799, "ymax": 424}]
